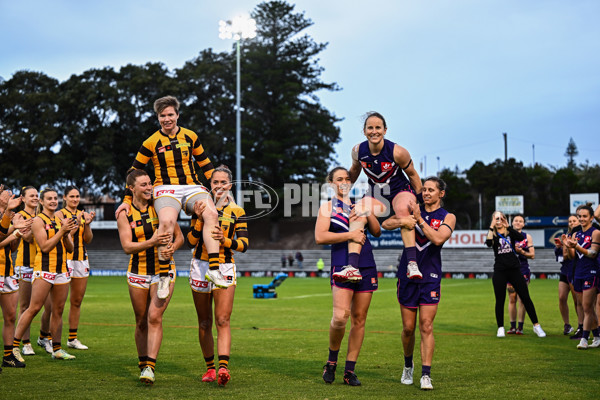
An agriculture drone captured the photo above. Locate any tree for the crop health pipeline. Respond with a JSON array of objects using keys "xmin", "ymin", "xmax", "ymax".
[{"xmin": 565, "ymin": 137, "xmax": 578, "ymax": 169}]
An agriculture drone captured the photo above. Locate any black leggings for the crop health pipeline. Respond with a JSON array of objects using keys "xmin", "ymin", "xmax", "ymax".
[{"xmin": 492, "ymin": 268, "xmax": 539, "ymax": 327}]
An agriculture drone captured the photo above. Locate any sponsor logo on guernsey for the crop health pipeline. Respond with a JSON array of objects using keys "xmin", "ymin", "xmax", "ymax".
[
  {"xmin": 381, "ymin": 162, "xmax": 393, "ymax": 171},
  {"xmin": 45, "ymin": 224, "xmax": 52, "ymax": 230},
  {"xmin": 130, "ymin": 221, "xmax": 137, "ymax": 228},
  {"xmin": 176, "ymin": 143, "xmax": 190, "ymax": 149},
  {"xmin": 431, "ymin": 219, "xmax": 442, "ymax": 230},
  {"xmin": 182, "ymin": 151, "xmax": 188, "ymax": 157},
  {"xmin": 155, "ymin": 189, "xmax": 176, "ymax": 197},
  {"xmin": 430, "ymin": 273, "xmax": 438, "ymax": 279},
  {"xmin": 146, "ymin": 217, "xmax": 158, "ymax": 224},
  {"xmin": 219, "ymin": 216, "xmax": 235, "ymax": 223},
  {"xmin": 136, "ymin": 221, "xmax": 143, "ymax": 227}
]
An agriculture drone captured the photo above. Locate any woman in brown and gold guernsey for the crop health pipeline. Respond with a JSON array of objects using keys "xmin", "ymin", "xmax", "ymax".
[
  {"xmin": 187, "ymin": 165, "xmax": 249, "ymax": 387},
  {"xmin": 14, "ymin": 186, "xmax": 50, "ymax": 356},
  {"xmin": 12, "ymin": 188, "xmax": 78, "ymax": 363},
  {"xmin": 56, "ymin": 186, "xmax": 95, "ymax": 351},
  {"xmin": 1, "ymin": 193, "xmax": 30, "ymax": 369},
  {"xmin": 115, "ymin": 96, "xmax": 225, "ymax": 301},
  {"xmin": 117, "ymin": 169, "xmax": 184, "ymax": 385}
]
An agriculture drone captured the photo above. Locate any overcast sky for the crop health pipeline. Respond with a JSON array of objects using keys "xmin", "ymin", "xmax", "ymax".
[{"xmin": 2, "ymin": 0, "xmax": 598, "ymax": 176}]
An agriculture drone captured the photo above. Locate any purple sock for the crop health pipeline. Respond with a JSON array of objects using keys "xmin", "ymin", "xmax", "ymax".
[
  {"xmin": 405, "ymin": 246, "xmax": 416, "ymax": 262},
  {"xmin": 328, "ymin": 348, "xmax": 339, "ymax": 364},
  {"xmin": 348, "ymin": 253, "xmax": 360, "ymax": 268},
  {"xmin": 583, "ymin": 330, "xmax": 590, "ymax": 340},
  {"xmin": 592, "ymin": 328, "xmax": 600, "ymax": 337},
  {"xmin": 422, "ymin": 365, "xmax": 431, "ymax": 377},
  {"xmin": 345, "ymin": 360, "xmax": 356, "ymax": 373},
  {"xmin": 510, "ymin": 321, "xmax": 516, "ymax": 329},
  {"xmin": 518, "ymin": 322, "xmax": 524, "ymax": 331},
  {"xmin": 404, "ymin": 355, "xmax": 413, "ymax": 368}
]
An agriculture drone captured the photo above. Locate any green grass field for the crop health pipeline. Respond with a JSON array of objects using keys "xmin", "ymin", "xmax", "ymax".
[{"xmin": 1, "ymin": 277, "xmax": 596, "ymax": 399}]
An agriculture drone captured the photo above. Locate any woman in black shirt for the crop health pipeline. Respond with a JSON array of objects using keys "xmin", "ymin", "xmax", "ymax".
[{"xmin": 485, "ymin": 212, "xmax": 546, "ymax": 338}]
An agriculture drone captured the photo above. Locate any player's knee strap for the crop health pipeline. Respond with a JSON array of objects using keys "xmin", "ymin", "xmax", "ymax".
[
  {"xmin": 184, "ymin": 192, "xmax": 211, "ymax": 215},
  {"xmin": 154, "ymin": 196, "xmax": 182, "ymax": 214}
]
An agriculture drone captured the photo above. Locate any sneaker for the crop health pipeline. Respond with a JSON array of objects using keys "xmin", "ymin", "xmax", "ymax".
[
  {"xmin": 507, "ymin": 327, "xmax": 517, "ymax": 335},
  {"xmin": 563, "ymin": 324, "xmax": 574, "ymax": 335},
  {"xmin": 322, "ymin": 362, "xmax": 336, "ymax": 384},
  {"xmin": 140, "ymin": 366, "xmax": 155, "ymax": 385},
  {"xmin": 2, "ymin": 354, "xmax": 25, "ymax": 368},
  {"xmin": 157, "ymin": 275, "xmax": 170, "ymax": 299},
  {"xmin": 205, "ymin": 269, "xmax": 232, "ymax": 289},
  {"xmin": 497, "ymin": 327, "xmax": 505, "ymax": 337},
  {"xmin": 202, "ymin": 368, "xmax": 216, "ymax": 382},
  {"xmin": 217, "ymin": 367, "xmax": 231, "ymax": 386},
  {"xmin": 570, "ymin": 328, "xmax": 583, "ymax": 340},
  {"xmin": 401, "ymin": 364, "xmax": 414, "ymax": 385},
  {"xmin": 67, "ymin": 339, "xmax": 89, "ymax": 350},
  {"xmin": 407, "ymin": 261, "xmax": 423, "ymax": 280},
  {"xmin": 420, "ymin": 375, "xmax": 433, "ymax": 390},
  {"xmin": 577, "ymin": 338, "xmax": 588, "ymax": 350},
  {"xmin": 515, "ymin": 329, "xmax": 524, "ymax": 335},
  {"xmin": 52, "ymin": 349, "xmax": 76, "ymax": 360},
  {"xmin": 533, "ymin": 324, "xmax": 546, "ymax": 338},
  {"xmin": 332, "ymin": 266, "xmax": 362, "ymax": 283},
  {"xmin": 343, "ymin": 370, "xmax": 361, "ymax": 386},
  {"xmin": 22, "ymin": 343, "xmax": 35, "ymax": 356},
  {"xmin": 589, "ymin": 337, "xmax": 600, "ymax": 348},
  {"xmin": 37, "ymin": 337, "xmax": 53, "ymax": 354},
  {"xmin": 12, "ymin": 347, "xmax": 25, "ymax": 363}
]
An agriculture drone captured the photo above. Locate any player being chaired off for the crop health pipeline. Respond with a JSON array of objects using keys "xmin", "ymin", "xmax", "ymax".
[
  {"xmin": 333, "ymin": 112, "xmax": 423, "ymax": 283},
  {"xmin": 116, "ymin": 96, "xmax": 228, "ymax": 298}
]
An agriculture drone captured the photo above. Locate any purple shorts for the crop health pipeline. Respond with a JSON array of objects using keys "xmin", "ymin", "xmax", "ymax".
[
  {"xmin": 573, "ymin": 275, "xmax": 597, "ymax": 293},
  {"xmin": 365, "ymin": 182, "xmax": 415, "ymax": 207},
  {"xmin": 330, "ymin": 266, "xmax": 378, "ymax": 292},
  {"xmin": 397, "ymin": 279, "xmax": 441, "ymax": 308}
]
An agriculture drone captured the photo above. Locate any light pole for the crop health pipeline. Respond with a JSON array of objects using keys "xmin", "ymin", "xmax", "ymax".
[{"xmin": 219, "ymin": 15, "xmax": 257, "ymax": 204}]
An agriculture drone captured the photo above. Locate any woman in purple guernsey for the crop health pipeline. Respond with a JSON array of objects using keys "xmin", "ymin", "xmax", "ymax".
[
  {"xmin": 337, "ymin": 112, "xmax": 422, "ymax": 284},
  {"xmin": 557, "ymin": 215, "xmax": 583, "ymax": 337},
  {"xmin": 506, "ymin": 214, "xmax": 535, "ymax": 335},
  {"xmin": 382, "ymin": 177, "xmax": 455, "ymax": 391},
  {"xmin": 315, "ymin": 167, "xmax": 381, "ymax": 387},
  {"xmin": 564, "ymin": 203, "xmax": 600, "ymax": 349}
]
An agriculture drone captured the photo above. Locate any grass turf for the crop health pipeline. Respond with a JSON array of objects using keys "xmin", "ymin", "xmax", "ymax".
[{"xmin": 0, "ymin": 276, "xmax": 596, "ymax": 399}]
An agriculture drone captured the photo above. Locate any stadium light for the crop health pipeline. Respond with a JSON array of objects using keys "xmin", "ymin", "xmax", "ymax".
[{"xmin": 219, "ymin": 15, "xmax": 257, "ymax": 204}]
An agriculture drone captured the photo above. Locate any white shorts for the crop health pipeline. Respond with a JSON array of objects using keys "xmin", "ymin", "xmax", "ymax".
[
  {"xmin": 33, "ymin": 271, "xmax": 71, "ymax": 285},
  {"xmin": 0, "ymin": 274, "xmax": 19, "ymax": 293},
  {"xmin": 16, "ymin": 266, "xmax": 34, "ymax": 283},
  {"xmin": 127, "ymin": 269, "xmax": 176, "ymax": 290},
  {"xmin": 67, "ymin": 259, "xmax": 90, "ymax": 278},
  {"xmin": 153, "ymin": 184, "xmax": 209, "ymax": 214},
  {"xmin": 189, "ymin": 259, "xmax": 236, "ymax": 293}
]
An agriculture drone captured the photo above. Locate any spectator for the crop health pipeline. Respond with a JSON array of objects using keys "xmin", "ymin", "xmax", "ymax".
[
  {"xmin": 288, "ymin": 253, "xmax": 294, "ymax": 267},
  {"xmin": 295, "ymin": 251, "xmax": 304, "ymax": 269},
  {"xmin": 317, "ymin": 258, "xmax": 324, "ymax": 272},
  {"xmin": 281, "ymin": 254, "xmax": 287, "ymax": 269}
]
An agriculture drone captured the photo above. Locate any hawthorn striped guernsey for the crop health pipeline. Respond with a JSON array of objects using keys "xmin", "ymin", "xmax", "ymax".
[
  {"xmin": 127, "ymin": 204, "xmax": 160, "ymax": 275},
  {"xmin": 188, "ymin": 201, "xmax": 248, "ymax": 264},
  {"xmin": 60, "ymin": 208, "xmax": 88, "ymax": 261},
  {"xmin": 34, "ymin": 213, "xmax": 67, "ymax": 274},
  {"xmin": 15, "ymin": 210, "xmax": 36, "ymax": 267}
]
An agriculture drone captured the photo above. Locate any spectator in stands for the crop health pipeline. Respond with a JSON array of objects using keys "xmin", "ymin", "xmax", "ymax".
[
  {"xmin": 295, "ymin": 251, "xmax": 304, "ymax": 269},
  {"xmin": 317, "ymin": 258, "xmax": 324, "ymax": 272},
  {"xmin": 288, "ymin": 253, "xmax": 294, "ymax": 267},
  {"xmin": 281, "ymin": 254, "xmax": 286, "ymax": 268},
  {"xmin": 485, "ymin": 211, "xmax": 546, "ymax": 338}
]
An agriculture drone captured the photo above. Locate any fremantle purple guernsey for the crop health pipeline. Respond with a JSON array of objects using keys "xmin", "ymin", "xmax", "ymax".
[
  {"xmin": 358, "ymin": 139, "xmax": 412, "ymax": 200},
  {"xmin": 515, "ymin": 231, "xmax": 531, "ymax": 274},
  {"xmin": 329, "ymin": 198, "xmax": 375, "ymax": 269},
  {"xmin": 574, "ymin": 226, "xmax": 599, "ymax": 279},
  {"xmin": 397, "ymin": 206, "xmax": 449, "ymax": 282}
]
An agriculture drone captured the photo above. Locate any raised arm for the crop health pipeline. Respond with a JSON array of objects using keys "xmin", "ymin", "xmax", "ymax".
[
  {"xmin": 394, "ymin": 144, "xmax": 422, "ymax": 195},
  {"xmin": 349, "ymin": 145, "xmax": 362, "ymax": 183}
]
